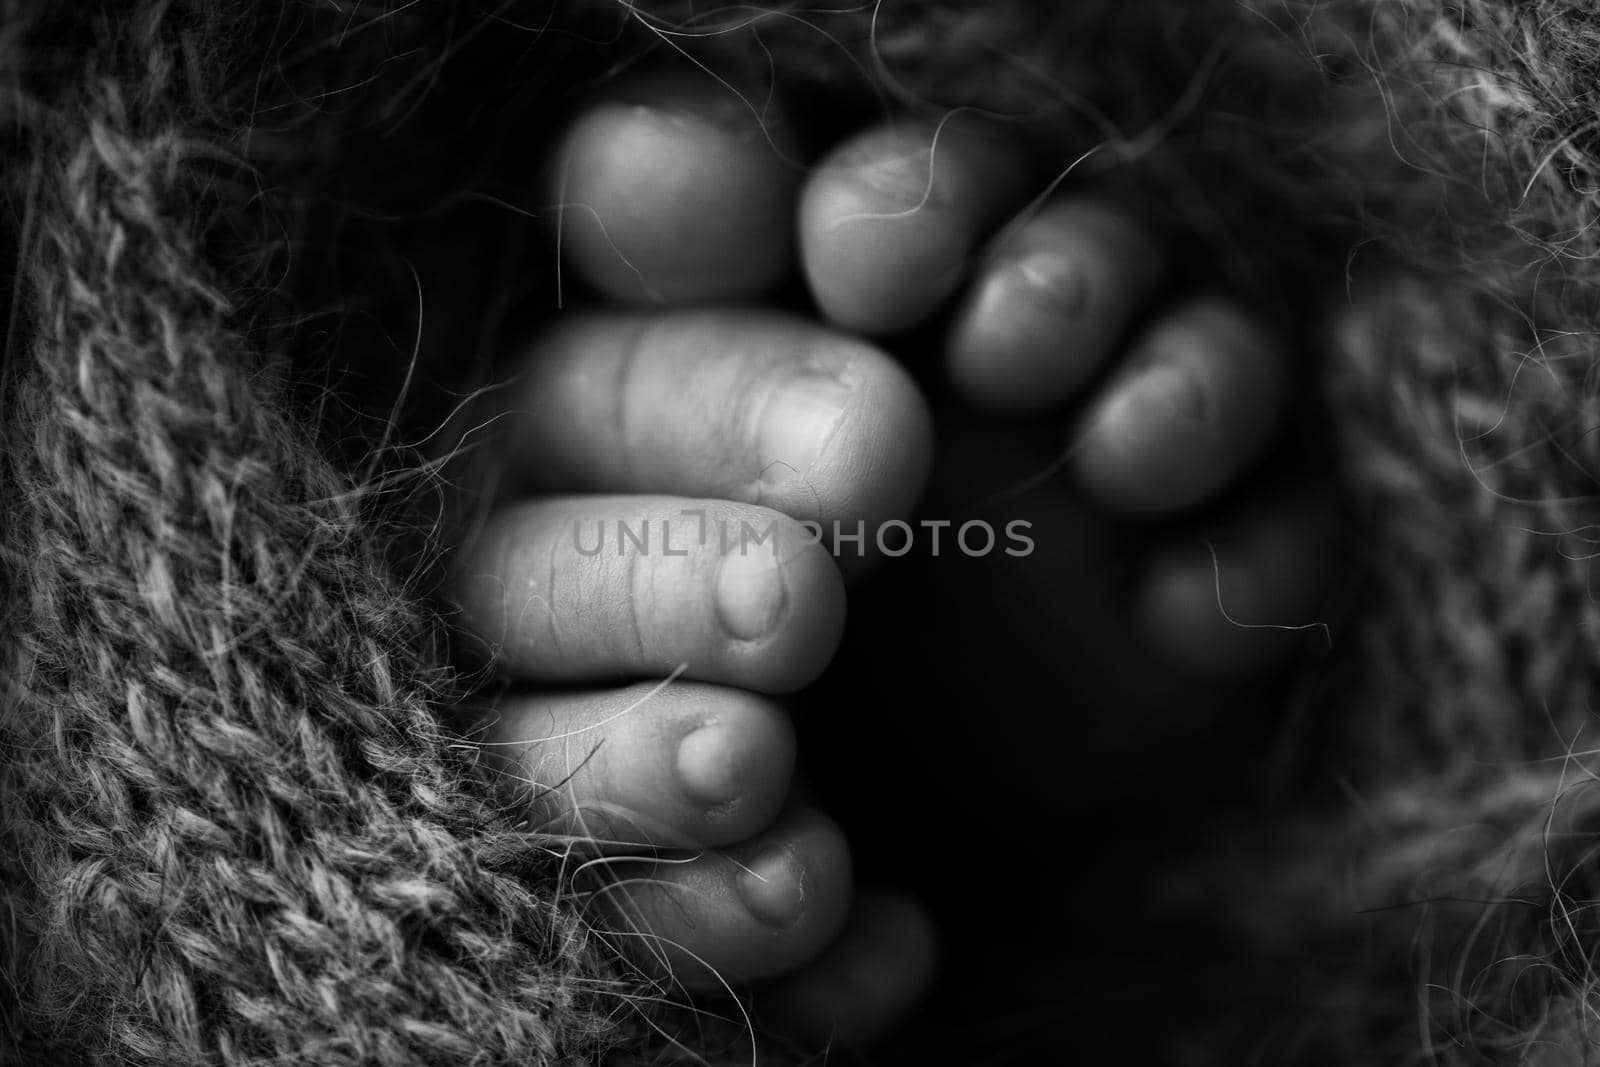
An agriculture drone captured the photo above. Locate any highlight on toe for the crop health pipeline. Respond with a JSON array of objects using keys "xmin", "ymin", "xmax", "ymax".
[
  {"xmin": 798, "ymin": 118, "xmax": 1035, "ymax": 335},
  {"xmin": 1072, "ymin": 298, "xmax": 1288, "ymax": 516},
  {"xmin": 948, "ymin": 198, "xmax": 1166, "ymax": 413},
  {"xmin": 480, "ymin": 682, "xmax": 797, "ymax": 851},
  {"xmin": 593, "ymin": 803, "xmax": 855, "ymax": 991},
  {"xmin": 450, "ymin": 496, "xmax": 846, "ymax": 694},
  {"xmin": 504, "ymin": 310, "xmax": 934, "ymax": 539},
  {"xmin": 552, "ymin": 74, "xmax": 803, "ymax": 304}
]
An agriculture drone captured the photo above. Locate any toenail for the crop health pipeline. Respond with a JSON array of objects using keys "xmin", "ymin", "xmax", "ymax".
[
  {"xmin": 676, "ymin": 722, "xmax": 742, "ymax": 806},
  {"xmin": 737, "ymin": 845, "xmax": 805, "ymax": 928},
  {"xmin": 1003, "ymin": 252, "xmax": 1091, "ymax": 320},
  {"xmin": 715, "ymin": 548, "xmax": 787, "ymax": 642},
  {"xmin": 759, "ymin": 370, "xmax": 851, "ymax": 483},
  {"xmin": 848, "ymin": 148, "xmax": 937, "ymax": 211}
]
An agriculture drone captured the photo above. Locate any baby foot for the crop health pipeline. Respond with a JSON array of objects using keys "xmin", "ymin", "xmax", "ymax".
[
  {"xmin": 788, "ymin": 111, "xmax": 1343, "ymax": 1038},
  {"xmin": 454, "ymin": 73, "xmax": 1339, "ymax": 1055},
  {"xmin": 799, "ymin": 116, "xmax": 1335, "ymax": 678},
  {"xmin": 447, "ymin": 74, "xmax": 938, "ymax": 1049}
]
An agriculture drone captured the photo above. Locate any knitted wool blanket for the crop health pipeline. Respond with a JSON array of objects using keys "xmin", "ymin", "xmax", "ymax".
[{"xmin": 3, "ymin": 0, "xmax": 1599, "ymax": 1063}]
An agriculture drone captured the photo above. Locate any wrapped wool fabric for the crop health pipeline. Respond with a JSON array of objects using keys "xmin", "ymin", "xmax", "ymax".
[
  {"xmin": 6, "ymin": 0, "xmax": 1600, "ymax": 1064},
  {"xmin": 0, "ymin": 3, "xmax": 651, "ymax": 1065}
]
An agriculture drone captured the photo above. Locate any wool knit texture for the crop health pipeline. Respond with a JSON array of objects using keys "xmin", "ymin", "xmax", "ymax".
[
  {"xmin": 8, "ymin": 0, "xmax": 1600, "ymax": 1064},
  {"xmin": 0, "ymin": 3, "xmax": 641, "ymax": 1064}
]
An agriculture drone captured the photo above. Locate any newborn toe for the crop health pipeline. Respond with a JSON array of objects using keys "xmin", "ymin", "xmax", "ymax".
[
  {"xmin": 1139, "ymin": 487, "xmax": 1337, "ymax": 675},
  {"xmin": 1072, "ymin": 298, "xmax": 1289, "ymax": 515},
  {"xmin": 948, "ymin": 198, "xmax": 1165, "ymax": 413},
  {"xmin": 595, "ymin": 803, "xmax": 854, "ymax": 990},
  {"xmin": 478, "ymin": 682, "xmax": 796, "ymax": 851},
  {"xmin": 552, "ymin": 73, "xmax": 802, "ymax": 303},
  {"xmin": 798, "ymin": 118, "xmax": 1035, "ymax": 335}
]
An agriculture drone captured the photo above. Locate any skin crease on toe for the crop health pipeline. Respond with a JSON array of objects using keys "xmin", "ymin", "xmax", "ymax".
[
  {"xmin": 450, "ymin": 496, "xmax": 846, "ymax": 694},
  {"xmin": 480, "ymin": 682, "xmax": 796, "ymax": 851},
  {"xmin": 553, "ymin": 74, "xmax": 802, "ymax": 304},
  {"xmin": 504, "ymin": 309, "xmax": 934, "ymax": 537}
]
